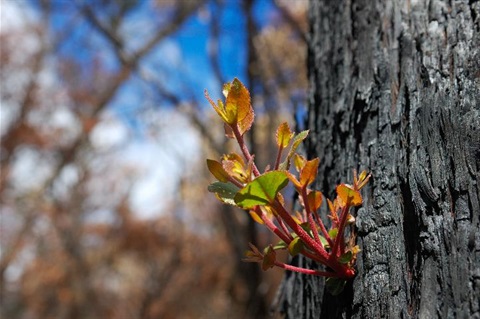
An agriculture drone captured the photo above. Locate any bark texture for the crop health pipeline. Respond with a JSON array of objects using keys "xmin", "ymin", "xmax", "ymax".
[{"xmin": 278, "ymin": 0, "xmax": 480, "ymax": 318}]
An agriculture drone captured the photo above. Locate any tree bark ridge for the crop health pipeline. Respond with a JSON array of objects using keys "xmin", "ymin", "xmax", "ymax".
[{"xmin": 279, "ymin": 0, "xmax": 480, "ymax": 318}]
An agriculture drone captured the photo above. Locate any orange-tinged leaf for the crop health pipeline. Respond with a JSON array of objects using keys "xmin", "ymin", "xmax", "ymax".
[
  {"xmin": 307, "ymin": 190, "xmax": 323, "ymax": 212},
  {"xmin": 205, "ymin": 90, "xmax": 235, "ymax": 124},
  {"xmin": 350, "ymin": 245, "xmax": 361, "ymax": 255},
  {"xmin": 336, "ymin": 184, "xmax": 363, "ymax": 206},
  {"xmin": 299, "ymin": 158, "xmax": 320, "ymax": 186},
  {"xmin": 224, "ymin": 78, "xmax": 254, "ymax": 135},
  {"xmin": 286, "ymin": 171, "xmax": 302, "ymax": 189},
  {"xmin": 276, "ymin": 122, "xmax": 294, "ymax": 148},
  {"xmin": 206, "ymin": 159, "xmax": 230, "ymax": 182},
  {"xmin": 222, "ymin": 153, "xmax": 249, "ymax": 182}
]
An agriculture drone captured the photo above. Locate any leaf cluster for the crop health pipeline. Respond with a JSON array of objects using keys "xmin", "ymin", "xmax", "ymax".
[{"xmin": 205, "ymin": 79, "xmax": 371, "ymax": 295}]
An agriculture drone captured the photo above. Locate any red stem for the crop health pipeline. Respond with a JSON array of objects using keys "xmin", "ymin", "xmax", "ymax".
[
  {"xmin": 274, "ymin": 146, "xmax": 283, "ymax": 170},
  {"xmin": 313, "ymin": 209, "xmax": 334, "ymax": 247},
  {"xmin": 274, "ymin": 214, "xmax": 292, "ymax": 241},
  {"xmin": 272, "ymin": 200, "xmax": 329, "ymax": 261},
  {"xmin": 256, "ymin": 206, "xmax": 291, "ymax": 244},
  {"xmin": 232, "ymin": 124, "xmax": 261, "ymax": 177},
  {"xmin": 331, "ymin": 203, "xmax": 350, "ymax": 258},
  {"xmin": 273, "ymin": 261, "xmax": 340, "ymax": 278},
  {"xmin": 301, "ymin": 187, "xmax": 322, "ymax": 246}
]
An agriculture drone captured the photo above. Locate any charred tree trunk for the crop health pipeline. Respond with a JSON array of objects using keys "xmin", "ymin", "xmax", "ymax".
[{"xmin": 278, "ymin": 0, "xmax": 480, "ymax": 318}]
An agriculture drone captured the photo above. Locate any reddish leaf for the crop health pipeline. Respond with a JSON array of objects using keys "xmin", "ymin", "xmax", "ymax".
[
  {"xmin": 286, "ymin": 171, "xmax": 302, "ymax": 189},
  {"xmin": 299, "ymin": 158, "xmax": 320, "ymax": 187},
  {"xmin": 307, "ymin": 190, "xmax": 323, "ymax": 212},
  {"xmin": 336, "ymin": 184, "xmax": 363, "ymax": 206}
]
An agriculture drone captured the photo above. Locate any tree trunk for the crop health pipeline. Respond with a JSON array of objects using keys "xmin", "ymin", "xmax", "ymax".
[{"xmin": 278, "ymin": 0, "xmax": 480, "ymax": 318}]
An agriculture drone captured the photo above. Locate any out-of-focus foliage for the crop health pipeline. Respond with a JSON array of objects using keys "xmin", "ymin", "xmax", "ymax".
[{"xmin": 0, "ymin": 0, "xmax": 307, "ymax": 318}]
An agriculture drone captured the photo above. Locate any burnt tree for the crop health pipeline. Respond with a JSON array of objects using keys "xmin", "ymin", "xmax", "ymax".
[{"xmin": 278, "ymin": 0, "xmax": 480, "ymax": 318}]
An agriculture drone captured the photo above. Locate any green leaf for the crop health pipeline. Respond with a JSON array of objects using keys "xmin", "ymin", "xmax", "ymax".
[
  {"xmin": 338, "ymin": 251, "xmax": 353, "ymax": 264},
  {"xmin": 278, "ymin": 130, "xmax": 309, "ymax": 170},
  {"xmin": 326, "ymin": 278, "xmax": 346, "ymax": 296},
  {"xmin": 328, "ymin": 228, "xmax": 338, "ymax": 240},
  {"xmin": 208, "ymin": 182, "xmax": 240, "ymax": 205},
  {"xmin": 272, "ymin": 240, "xmax": 288, "ymax": 250},
  {"xmin": 318, "ymin": 235, "xmax": 330, "ymax": 248},
  {"xmin": 287, "ymin": 237, "xmax": 304, "ymax": 256},
  {"xmin": 234, "ymin": 171, "xmax": 289, "ymax": 209}
]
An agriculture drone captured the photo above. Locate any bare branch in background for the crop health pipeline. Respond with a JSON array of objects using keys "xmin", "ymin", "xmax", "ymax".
[{"xmin": 0, "ymin": 1, "xmax": 307, "ymax": 318}]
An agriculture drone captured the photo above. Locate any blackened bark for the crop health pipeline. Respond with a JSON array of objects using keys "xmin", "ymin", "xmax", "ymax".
[{"xmin": 278, "ymin": 0, "xmax": 480, "ymax": 318}]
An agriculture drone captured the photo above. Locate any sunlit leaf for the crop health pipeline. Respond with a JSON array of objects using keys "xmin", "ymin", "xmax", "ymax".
[
  {"xmin": 224, "ymin": 78, "xmax": 254, "ymax": 135},
  {"xmin": 222, "ymin": 153, "xmax": 249, "ymax": 183},
  {"xmin": 206, "ymin": 159, "xmax": 229, "ymax": 182},
  {"xmin": 336, "ymin": 184, "xmax": 363, "ymax": 206},
  {"xmin": 208, "ymin": 182, "xmax": 240, "ymax": 205},
  {"xmin": 234, "ymin": 171, "xmax": 289, "ymax": 209},
  {"xmin": 299, "ymin": 158, "xmax": 319, "ymax": 187},
  {"xmin": 288, "ymin": 236, "xmax": 304, "ymax": 256},
  {"xmin": 286, "ymin": 171, "xmax": 302, "ymax": 189},
  {"xmin": 276, "ymin": 122, "xmax": 294, "ymax": 148},
  {"xmin": 307, "ymin": 190, "xmax": 323, "ymax": 212},
  {"xmin": 205, "ymin": 91, "xmax": 236, "ymax": 125},
  {"xmin": 293, "ymin": 153, "xmax": 306, "ymax": 172},
  {"xmin": 278, "ymin": 130, "xmax": 309, "ymax": 170},
  {"xmin": 205, "ymin": 78, "xmax": 254, "ymax": 133}
]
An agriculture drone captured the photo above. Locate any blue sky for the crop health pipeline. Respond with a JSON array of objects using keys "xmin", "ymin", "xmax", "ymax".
[
  {"xmin": 45, "ymin": 0, "xmax": 278, "ymax": 109},
  {"xmin": 2, "ymin": 0, "xmax": 290, "ymax": 219}
]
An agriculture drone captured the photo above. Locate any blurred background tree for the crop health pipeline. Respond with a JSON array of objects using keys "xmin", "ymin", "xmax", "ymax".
[{"xmin": 0, "ymin": 0, "xmax": 307, "ymax": 318}]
